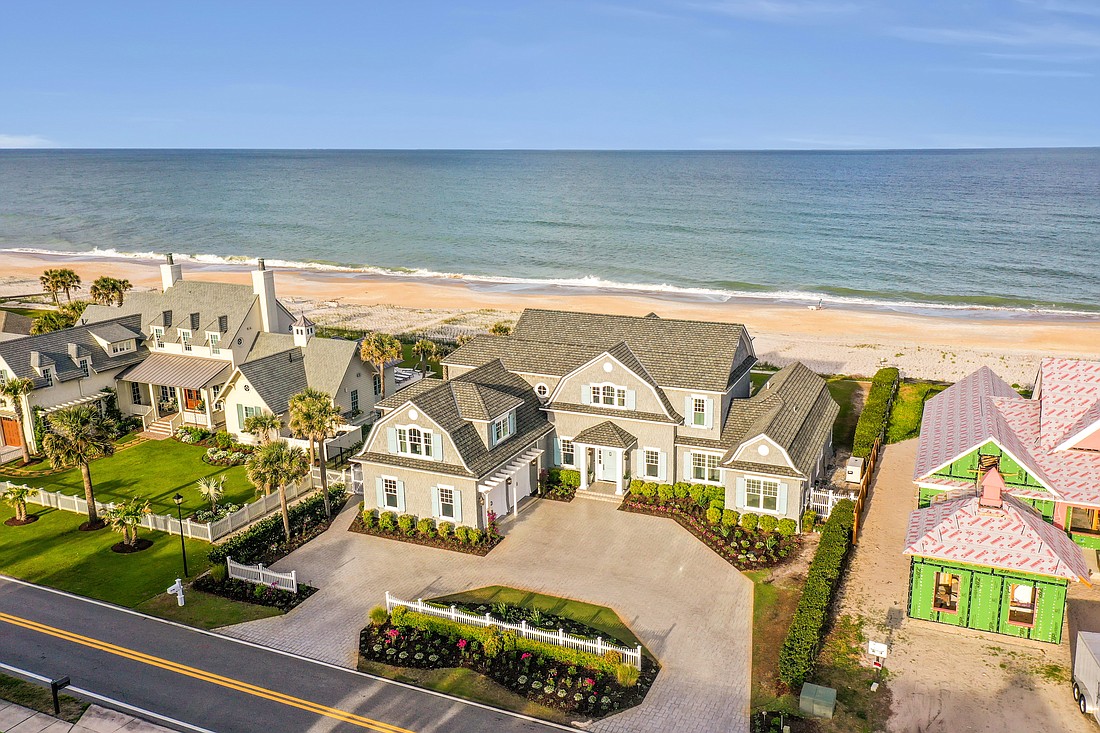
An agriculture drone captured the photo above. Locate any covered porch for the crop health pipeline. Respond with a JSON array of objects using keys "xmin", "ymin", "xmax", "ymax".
[
  {"xmin": 478, "ymin": 447, "xmax": 543, "ymax": 528},
  {"xmin": 573, "ymin": 421, "xmax": 637, "ymax": 496},
  {"xmin": 119, "ymin": 352, "xmax": 230, "ymax": 432}
]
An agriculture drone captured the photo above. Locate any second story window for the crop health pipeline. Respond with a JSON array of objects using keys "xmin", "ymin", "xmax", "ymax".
[
  {"xmin": 692, "ymin": 397, "xmax": 708, "ymax": 426},
  {"xmin": 491, "ymin": 410, "xmax": 516, "ymax": 446},
  {"xmin": 373, "ymin": 373, "xmax": 382, "ymax": 396},
  {"xmin": 179, "ymin": 330, "xmax": 192, "ymax": 352},
  {"xmin": 591, "ymin": 383, "xmax": 627, "ymax": 407},
  {"xmin": 110, "ymin": 340, "xmax": 133, "ymax": 354},
  {"xmin": 78, "ymin": 358, "xmax": 90, "ymax": 378},
  {"xmin": 397, "ymin": 426, "xmax": 433, "ymax": 458},
  {"xmin": 152, "ymin": 327, "xmax": 164, "ymax": 349},
  {"xmin": 208, "ymin": 333, "xmax": 221, "ymax": 355},
  {"xmin": 350, "ymin": 389, "xmax": 360, "ymax": 413},
  {"xmin": 42, "ymin": 367, "xmax": 53, "ymax": 387}
]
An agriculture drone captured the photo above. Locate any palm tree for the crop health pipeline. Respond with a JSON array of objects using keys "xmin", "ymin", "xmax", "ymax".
[
  {"xmin": 1, "ymin": 483, "xmax": 35, "ymax": 524},
  {"xmin": 243, "ymin": 411, "xmax": 283, "ymax": 445},
  {"xmin": 0, "ymin": 377, "xmax": 34, "ymax": 465},
  {"xmin": 90, "ymin": 277, "xmax": 133, "ymax": 306},
  {"xmin": 196, "ymin": 476, "xmax": 225, "ymax": 512},
  {"xmin": 288, "ymin": 388, "xmax": 342, "ymax": 520},
  {"xmin": 103, "ymin": 499, "xmax": 149, "ymax": 548},
  {"xmin": 56, "ymin": 269, "xmax": 82, "ymax": 302},
  {"xmin": 246, "ymin": 440, "xmax": 308, "ymax": 541},
  {"xmin": 41, "ymin": 405, "xmax": 115, "ymax": 528},
  {"xmin": 359, "ymin": 332, "xmax": 402, "ymax": 400},
  {"xmin": 30, "ymin": 311, "xmax": 71, "ymax": 335},
  {"xmin": 39, "ymin": 269, "xmax": 63, "ymax": 306},
  {"xmin": 113, "ymin": 278, "xmax": 133, "ymax": 305},
  {"xmin": 412, "ymin": 339, "xmax": 438, "ymax": 377}
]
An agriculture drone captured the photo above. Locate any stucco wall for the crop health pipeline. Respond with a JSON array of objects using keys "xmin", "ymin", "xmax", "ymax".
[
  {"xmin": 722, "ymin": 468, "xmax": 805, "ymax": 523},
  {"xmin": 554, "ymin": 356, "xmax": 671, "ymax": 417},
  {"xmin": 550, "ymin": 410, "xmax": 677, "ymax": 482},
  {"xmin": 363, "ymin": 464, "xmax": 482, "ymax": 529},
  {"xmin": 364, "ymin": 404, "xmax": 469, "ymax": 473}
]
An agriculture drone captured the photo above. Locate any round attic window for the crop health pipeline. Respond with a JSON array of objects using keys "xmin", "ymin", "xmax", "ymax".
[
  {"xmin": 758, "ymin": 444, "xmax": 770, "ymax": 457},
  {"xmin": 603, "ymin": 362, "xmax": 613, "ymax": 373},
  {"xmin": 409, "ymin": 409, "xmax": 419, "ymax": 421},
  {"xmin": 535, "ymin": 383, "xmax": 549, "ymax": 399},
  {"xmin": 243, "ymin": 384, "xmax": 250, "ymax": 392},
  {"xmin": 237, "ymin": 338, "xmax": 243, "ymax": 345}
]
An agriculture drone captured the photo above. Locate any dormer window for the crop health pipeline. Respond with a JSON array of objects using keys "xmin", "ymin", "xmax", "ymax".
[
  {"xmin": 208, "ymin": 332, "xmax": 221, "ymax": 355},
  {"xmin": 685, "ymin": 394, "xmax": 714, "ymax": 429},
  {"xmin": 78, "ymin": 358, "xmax": 90, "ymax": 378},
  {"xmin": 110, "ymin": 340, "xmax": 134, "ymax": 354},
  {"xmin": 590, "ymin": 383, "xmax": 626, "ymax": 407},
  {"xmin": 179, "ymin": 329, "xmax": 192, "ymax": 352},
  {"xmin": 152, "ymin": 326, "xmax": 164, "ymax": 349},
  {"xmin": 491, "ymin": 410, "xmax": 517, "ymax": 447},
  {"xmin": 42, "ymin": 367, "xmax": 53, "ymax": 387},
  {"xmin": 397, "ymin": 426, "xmax": 434, "ymax": 458},
  {"xmin": 692, "ymin": 397, "xmax": 707, "ymax": 426}
]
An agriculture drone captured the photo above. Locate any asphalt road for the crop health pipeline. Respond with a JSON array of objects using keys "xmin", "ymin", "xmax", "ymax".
[{"xmin": 0, "ymin": 577, "xmax": 566, "ymax": 733}]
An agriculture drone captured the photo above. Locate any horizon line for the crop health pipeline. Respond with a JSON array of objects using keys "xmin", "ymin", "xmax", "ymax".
[{"xmin": 1, "ymin": 145, "xmax": 1099, "ymax": 153}]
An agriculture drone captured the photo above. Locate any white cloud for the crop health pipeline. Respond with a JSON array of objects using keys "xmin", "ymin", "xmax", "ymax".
[
  {"xmin": 891, "ymin": 23, "xmax": 1100, "ymax": 48},
  {"xmin": 0, "ymin": 134, "xmax": 55, "ymax": 148},
  {"xmin": 690, "ymin": 0, "xmax": 862, "ymax": 21}
]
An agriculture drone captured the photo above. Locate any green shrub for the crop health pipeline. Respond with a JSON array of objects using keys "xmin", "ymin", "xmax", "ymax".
[
  {"xmin": 722, "ymin": 509, "xmax": 740, "ymax": 528},
  {"xmin": 656, "ymin": 483, "xmax": 673, "ymax": 502},
  {"xmin": 758, "ymin": 514, "xmax": 778, "ymax": 533},
  {"xmin": 740, "ymin": 513, "xmax": 759, "ymax": 532},
  {"xmin": 416, "ymin": 517, "xmax": 435, "ymax": 537},
  {"xmin": 689, "ymin": 485, "xmax": 706, "ymax": 508},
  {"xmin": 801, "ymin": 509, "xmax": 817, "ymax": 533},
  {"xmin": 709, "ymin": 498, "xmax": 724, "ymax": 511},
  {"xmin": 704, "ymin": 484, "xmax": 725, "ymax": 506},
  {"xmin": 378, "ymin": 511, "xmax": 397, "ymax": 532},
  {"xmin": 483, "ymin": 625, "xmax": 504, "ymax": 658},
  {"xmin": 454, "ymin": 525, "xmax": 470, "ymax": 544},
  {"xmin": 391, "ymin": 605, "xmax": 407, "ymax": 625},
  {"xmin": 397, "ymin": 514, "xmax": 416, "ymax": 535},
  {"xmin": 602, "ymin": 650, "xmax": 623, "ymax": 665},
  {"xmin": 467, "ymin": 527, "xmax": 483, "ymax": 545},
  {"xmin": 640, "ymin": 482, "xmax": 658, "ymax": 499},
  {"xmin": 558, "ymin": 469, "xmax": 581, "ymax": 488},
  {"xmin": 438, "ymin": 521, "xmax": 454, "ymax": 540},
  {"xmin": 777, "ymin": 518, "xmax": 798, "ymax": 537},
  {"xmin": 852, "ymin": 367, "xmax": 899, "ymax": 458},
  {"xmin": 361, "ymin": 509, "xmax": 377, "ymax": 529},
  {"xmin": 706, "ymin": 506, "xmax": 722, "ymax": 525},
  {"xmin": 207, "ymin": 487, "xmax": 347, "ymax": 565},
  {"xmin": 214, "ymin": 430, "xmax": 234, "ymax": 450},
  {"xmin": 368, "ymin": 605, "xmax": 389, "ymax": 626},
  {"xmin": 614, "ymin": 663, "xmax": 641, "ymax": 687},
  {"xmin": 778, "ymin": 499, "xmax": 855, "ymax": 689},
  {"xmin": 209, "ymin": 563, "xmax": 228, "ymax": 583},
  {"xmin": 673, "ymin": 482, "xmax": 690, "ymax": 500},
  {"xmin": 629, "ymin": 479, "xmax": 644, "ymax": 495}
]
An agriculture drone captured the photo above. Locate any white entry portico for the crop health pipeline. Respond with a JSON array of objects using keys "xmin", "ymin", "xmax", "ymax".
[{"xmin": 572, "ymin": 420, "xmax": 637, "ymax": 496}]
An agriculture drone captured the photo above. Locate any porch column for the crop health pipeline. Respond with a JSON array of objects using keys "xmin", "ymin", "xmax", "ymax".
[
  {"xmin": 174, "ymin": 386, "xmax": 184, "ymax": 416},
  {"xmin": 151, "ymin": 385, "xmax": 160, "ymax": 421},
  {"xmin": 615, "ymin": 448, "xmax": 624, "ymax": 495},
  {"xmin": 203, "ymin": 387, "xmax": 213, "ymax": 428},
  {"xmin": 578, "ymin": 444, "xmax": 588, "ymax": 490}
]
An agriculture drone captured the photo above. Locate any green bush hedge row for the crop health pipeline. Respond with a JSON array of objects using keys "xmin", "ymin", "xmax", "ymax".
[
  {"xmin": 851, "ymin": 367, "xmax": 900, "ymax": 458},
  {"xmin": 208, "ymin": 486, "xmax": 347, "ymax": 565},
  {"xmin": 777, "ymin": 498, "xmax": 855, "ymax": 689},
  {"xmin": 545, "ymin": 468, "xmax": 581, "ymax": 489},
  {"xmin": 627, "ymin": 480, "xmax": 725, "ymax": 510}
]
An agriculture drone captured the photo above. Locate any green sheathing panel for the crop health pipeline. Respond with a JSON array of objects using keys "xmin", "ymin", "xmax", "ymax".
[
  {"xmin": 931, "ymin": 442, "xmax": 1049, "ymax": 493},
  {"xmin": 1072, "ymin": 532, "xmax": 1100, "ymax": 550},
  {"xmin": 908, "ymin": 560, "xmax": 936, "ymax": 619},
  {"xmin": 1032, "ymin": 582, "xmax": 1068, "ymax": 644},
  {"xmin": 1020, "ymin": 498, "xmax": 1056, "ymax": 523},
  {"xmin": 968, "ymin": 571, "xmax": 1003, "ymax": 632},
  {"xmin": 918, "ymin": 487, "xmax": 944, "ymax": 509}
]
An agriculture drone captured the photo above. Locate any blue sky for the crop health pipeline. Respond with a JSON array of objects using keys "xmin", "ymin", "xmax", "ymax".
[{"xmin": 1, "ymin": 1, "xmax": 1098, "ymax": 149}]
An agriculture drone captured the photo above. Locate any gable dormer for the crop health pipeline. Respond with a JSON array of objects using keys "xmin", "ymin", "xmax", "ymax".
[
  {"xmin": 68, "ymin": 343, "xmax": 91, "ymax": 378},
  {"xmin": 29, "ymin": 351, "xmax": 55, "ymax": 387}
]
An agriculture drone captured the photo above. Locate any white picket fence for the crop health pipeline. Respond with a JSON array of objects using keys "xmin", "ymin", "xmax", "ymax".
[
  {"xmin": 385, "ymin": 592, "xmax": 643, "ymax": 669},
  {"xmin": 227, "ymin": 556, "xmax": 298, "ymax": 593},
  {"xmin": 2, "ymin": 478, "xmax": 314, "ymax": 543},
  {"xmin": 807, "ymin": 485, "xmax": 856, "ymax": 521}
]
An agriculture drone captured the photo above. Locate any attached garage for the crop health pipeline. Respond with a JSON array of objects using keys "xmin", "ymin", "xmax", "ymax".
[{"xmin": 478, "ymin": 448, "xmax": 541, "ymax": 524}]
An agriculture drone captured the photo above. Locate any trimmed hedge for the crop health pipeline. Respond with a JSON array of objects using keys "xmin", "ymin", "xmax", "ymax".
[
  {"xmin": 778, "ymin": 498, "xmax": 855, "ymax": 689},
  {"xmin": 851, "ymin": 367, "xmax": 900, "ymax": 458},
  {"xmin": 208, "ymin": 487, "xmax": 348, "ymax": 565}
]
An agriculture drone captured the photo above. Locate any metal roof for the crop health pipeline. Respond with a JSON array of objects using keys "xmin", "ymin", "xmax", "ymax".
[{"xmin": 119, "ymin": 352, "xmax": 230, "ymax": 389}]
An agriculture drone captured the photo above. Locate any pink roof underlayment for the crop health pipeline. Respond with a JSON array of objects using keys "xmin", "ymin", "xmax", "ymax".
[
  {"xmin": 914, "ymin": 359, "xmax": 1100, "ymax": 508},
  {"xmin": 904, "ymin": 469, "xmax": 1090, "ymax": 582}
]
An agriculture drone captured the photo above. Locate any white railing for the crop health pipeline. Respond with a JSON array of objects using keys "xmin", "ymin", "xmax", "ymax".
[
  {"xmin": 385, "ymin": 592, "xmax": 643, "ymax": 669},
  {"xmin": 137, "ymin": 406, "xmax": 155, "ymax": 432},
  {"xmin": 3, "ymin": 478, "xmax": 314, "ymax": 544},
  {"xmin": 227, "ymin": 556, "xmax": 297, "ymax": 593},
  {"xmin": 807, "ymin": 485, "xmax": 855, "ymax": 521},
  {"xmin": 168, "ymin": 412, "xmax": 184, "ymax": 432}
]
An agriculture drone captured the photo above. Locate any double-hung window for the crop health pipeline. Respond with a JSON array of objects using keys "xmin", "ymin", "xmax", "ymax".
[
  {"xmin": 350, "ymin": 389, "xmax": 360, "ymax": 413},
  {"xmin": 152, "ymin": 327, "xmax": 164, "ymax": 349},
  {"xmin": 438, "ymin": 486, "xmax": 456, "ymax": 519},
  {"xmin": 130, "ymin": 382, "xmax": 142, "ymax": 405},
  {"xmin": 242, "ymin": 405, "xmax": 262, "ymax": 420},
  {"xmin": 179, "ymin": 330, "xmax": 192, "ymax": 352},
  {"xmin": 42, "ymin": 368, "xmax": 53, "ymax": 387},
  {"xmin": 560, "ymin": 439, "xmax": 575, "ymax": 466},
  {"xmin": 382, "ymin": 478, "xmax": 400, "ymax": 509},
  {"xmin": 691, "ymin": 453, "xmax": 720, "ymax": 483},
  {"xmin": 491, "ymin": 410, "xmax": 515, "ymax": 446},
  {"xmin": 745, "ymin": 478, "xmax": 779, "ymax": 511},
  {"xmin": 208, "ymin": 333, "xmax": 221, "ymax": 355},
  {"xmin": 396, "ymin": 426, "xmax": 433, "ymax": 458},
  {"xmin": 211, "ymin": 384, "xmax": 222, "ymax": 409},
  {"xmin": 644, "ymin": 449, "xmax": 661, "ymax": 479},
  {"xmin": 692, "ymin": 398, "xmax": 708, "ymax": 426},
  {"xmin": 373, "ymin": 373, "xmax": 382, "ymax": 396},
  {"xmin": 78, "ymin": 358, "xmax": 90, "ymax": 378}
]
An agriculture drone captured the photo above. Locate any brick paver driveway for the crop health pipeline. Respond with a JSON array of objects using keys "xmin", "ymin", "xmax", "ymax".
[{"xmin": 221, "ymin": 498, "xmax": 752, "ymax": 733}]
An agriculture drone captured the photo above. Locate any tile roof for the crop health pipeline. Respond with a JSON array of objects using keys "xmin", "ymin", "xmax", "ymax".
[
  {"xmin": 450, "ymin": 381, "xmax": 524, "ymax": 422},
  {"xmin": 119, "ymin": 352, "xmax": 230, "ymax": 390},
  {"xmin": 0, "ymin": 310, "xmax": 33, "ymax": 336},
  {"xmin": 903, "ymin": 479, "xmax": 1089, "ymax": 581},
  {"xmin": 0, "ymin": 315, "xmax": 148, "ymax": 388},
  {"xmin": 235, "ymin": 333, "xmax": 359, "ymax": 414},
  {"xmin": 573, "ymin": 421, "xmax": 638, "ymax": 449}
]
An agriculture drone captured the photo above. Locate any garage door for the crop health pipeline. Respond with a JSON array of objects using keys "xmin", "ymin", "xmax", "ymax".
[{"xmin": 1, "ymin": 418, "xmax": 21, "ymax": 447}]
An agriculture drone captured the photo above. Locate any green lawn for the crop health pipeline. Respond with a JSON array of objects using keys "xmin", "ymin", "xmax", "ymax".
[
  {"xmin": 746, "ymin": 570, "xmax": 803, "ymax": 715},
  {"xmin": 0, "ymin": 672, "xmax": 88, "ymax": 723},
  {"xmin": 0, "ymin": 305, "xmax": 52, "ymax": 319},
  {"xmin": 0, "ymin": 504, "xmax": 211, "ymax": 607},
  {"xmin": 827, "ymin": 378, "xmax": 866, "ymax": 453},
  {"xmin": 886, "ymin": 381, "xmax": 948, "ymax": 444},
  {"xmin": 430, "ymin": 585, "xmax": 647, "ymax": 654},
  {"xmin": 135, "ymin": 587, "xmax": 282, "ymax": 629},
  {"xmin": 2, "ymin": 439, "xmax": 254, "ymax": 516},
  {"xmin": 400, "ymin": 343, "xmax": 442, "ymax": 378}
]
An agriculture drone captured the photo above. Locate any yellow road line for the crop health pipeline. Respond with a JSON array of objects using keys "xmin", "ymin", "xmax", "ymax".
[{"xmin": 0, "ymin": 611, "xmax": 415, "ymax": 733}]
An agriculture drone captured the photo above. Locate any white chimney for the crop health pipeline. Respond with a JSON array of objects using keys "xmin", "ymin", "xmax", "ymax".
[
  {"xmin": 251, "ymin": 258, "xmax": 278, "ymax": 333},
  {"xmin": 161, "ymin": 253, "xmax": 182, "ymax": 292}
]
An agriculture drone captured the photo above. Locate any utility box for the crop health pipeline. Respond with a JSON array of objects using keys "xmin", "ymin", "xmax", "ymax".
[
  {"xmin": 1073, "ymin": 631, "xmax": 1100, "ymax": 720},
  {"xmin": 845, "ymin": 456, "xmax": 864, "ymax": 483},
  {"xmin": 799, "ymin": 683, "xmax": 837, "ymax": 719}
]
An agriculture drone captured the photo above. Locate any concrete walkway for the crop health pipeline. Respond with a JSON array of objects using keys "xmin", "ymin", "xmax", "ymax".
[
  {"xmin": 221, "ymin": 498, "xmax": 753, "ymax": 733},
  {"xmin": 0, "ymin": 702, "xmax": 175, "ymax": 733}
]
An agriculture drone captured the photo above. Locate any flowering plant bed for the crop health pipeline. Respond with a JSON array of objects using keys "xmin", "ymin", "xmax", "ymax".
[
  {"xmin": 202, "ymin": 448, "xmax": 250, "ymax": 467},
  {"xmin": 189, "ymin": 502, "xmax": 242, "ymax": 523},
  {"xmin": 193, "ymin": 575, "xmax": 316, "ymax": 612},
  {"xmin": 207, "ymin": 487, "xmax": 348, "ymax": 566},
  {"xmin": 622, "ymin": 492, "xmax": 799, "ymax": 570},
  {"xmin": 360, "ymin": 610, "xmax": 657, "ymax": 718},
  {"xmin": 349, "ymin": 509, "xmax": 502, "ymax": 556},
  {"xmin": 537, "ymin": 468, "xmax": 579, "ymax": 502}
]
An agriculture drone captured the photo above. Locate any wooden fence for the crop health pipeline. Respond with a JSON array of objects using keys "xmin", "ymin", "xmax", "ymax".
[{"xmin": 851, "ymin": 435, "xmax": 882, "ymax": 545}]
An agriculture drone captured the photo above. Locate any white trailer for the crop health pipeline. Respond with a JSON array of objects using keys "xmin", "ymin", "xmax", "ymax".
[{"xmin": 1073, "ymin": 631, "xmax": 1100, "ymax": 718}]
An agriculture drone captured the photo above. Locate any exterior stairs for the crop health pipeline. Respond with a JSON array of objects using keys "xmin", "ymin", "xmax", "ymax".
[
  {"xmin": 143, "ymin": 415, "xmax": 176, "ymax": 440},
  {"xmin": 575, "ymin": 481, "xmax": 625, "ymax": 504}
]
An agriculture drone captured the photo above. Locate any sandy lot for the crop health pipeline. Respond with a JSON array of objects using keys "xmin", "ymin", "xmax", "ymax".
[{"xmin": 838, "ymin": 440, "xmax": 1097, "ymax": 733}]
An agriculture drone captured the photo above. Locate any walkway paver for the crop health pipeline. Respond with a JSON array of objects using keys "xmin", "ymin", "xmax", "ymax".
[
  {"xmin": 0, "ymin": 702, "xmax": 175, "ymax": 733},
  {"xmin": 221, "ymin": 498, "xmax": 753, "ymax": 733}
]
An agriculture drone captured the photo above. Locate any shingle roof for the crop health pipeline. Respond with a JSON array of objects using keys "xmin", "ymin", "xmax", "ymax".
[
  {"xmin": 118, "ymin": 352, "xmax": 230, "ymax": 390},
  {"xmin": 0, "ymin": 310, "xmax": 33, "ymax": 336},
  {"xmin": 573, "ymin": 421, "xmax": 637, "ymax": 449},
  {"xmin": 444, "ymin": 308, "xmax": 755, "ymax": 393},
  {"xmin": 903, "ymin": 474, "xmax": 1089, "ymax": 581},
  {"xmin": 237, "ymin": 349, "xmax": 308, "ymax": 415},
  {"xmin": 0, "ymin": 315, "xmax": 148, "ymax": 388},
  {"xmin": 235, "ymin": 333, "xmax": 359, "ymax": 414},
  {"xmin": 88, "ymin": 321, "xmax": 144, "ymax": 343}
]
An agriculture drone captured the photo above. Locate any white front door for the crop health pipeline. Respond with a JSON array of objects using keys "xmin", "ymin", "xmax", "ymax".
[{"xmin": 596, "ymin": 448, "xmax": 618, "ymax": 482}]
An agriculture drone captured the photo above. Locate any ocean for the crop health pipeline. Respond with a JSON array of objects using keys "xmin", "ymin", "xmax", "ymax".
[{"xmin": 1, "ymin": 148, "xmax": 1098, "ymax": 314}]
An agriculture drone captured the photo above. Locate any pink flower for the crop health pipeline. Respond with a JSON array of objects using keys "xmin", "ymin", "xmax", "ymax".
[
  {"xmin": 521, "ymin": 652, "xmax": 531, "ymax": 660},
  {"xmin": 584, "ymin": 677, "xmax": 595, "ymax": 686},
  {"xmin": 457, "ymin": 638, "xmax": 468, "ymax": 649}
]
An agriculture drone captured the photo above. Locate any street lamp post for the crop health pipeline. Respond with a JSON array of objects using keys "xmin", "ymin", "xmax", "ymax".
[{"xmin": 172, "ymin": 493, "xmax": 189, "ymax": 577}]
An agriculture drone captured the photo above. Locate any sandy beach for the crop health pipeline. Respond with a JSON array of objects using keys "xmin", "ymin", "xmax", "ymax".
[{"xmin": 2, "ymin": 249, "xmax": 1097, "ymax": 385}]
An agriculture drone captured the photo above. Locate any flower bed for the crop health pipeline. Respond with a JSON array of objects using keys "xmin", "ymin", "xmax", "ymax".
[
  {"xmin": 202, "ymin": 447, "xmax": 250, "ymax": 467},
  {"xmin": 207, "ymin": 487, "xmax": 348, "ymax": 566},
  {"xmin": 193, "ymin": 575, "xmax": 316, "ymax": 612},
  {"xmin": 360, "ymin": 609, "xmax": 657, "ymax": 718},
  {"xmin": 350, "ymin": 508, "xmax": 502, "ymax": 555},
  {"xmin": 189, "ymin": 502, "xmax": 242, "ymax": 523},
  {"xmin": 621, "ymin": 482, "xmax": 799, "ymax": 570},
  {"xmin": 450, "ymin": 601, "xmax": 610, "ymax": 642},
  {"xmin": 538, "ymin": 468, "xmax": 579, "ymax": 502}
]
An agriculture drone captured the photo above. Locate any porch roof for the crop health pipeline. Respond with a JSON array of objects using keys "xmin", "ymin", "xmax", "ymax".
[
  {"xmin": 119, "ymin": 352, "xmax": 229, "ymax": 389},
  {"xmin": 573, "ymin": 421, "xmax": 637, "ymax": 450},
  {"xmin": 478, "ymin": 448, "xmax": 544, "ymax": 492},
  {"xmin": 41, "ymin": 390, "xmax": 110, "ymax": 414}
]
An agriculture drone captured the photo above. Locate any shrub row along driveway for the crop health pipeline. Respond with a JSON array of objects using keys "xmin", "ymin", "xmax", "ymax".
[{"xmin": 220, "ymin": 498, "xmax": 752, "ymax": 733}]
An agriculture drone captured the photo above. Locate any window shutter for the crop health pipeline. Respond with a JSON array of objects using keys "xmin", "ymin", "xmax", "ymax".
[
  {"xmin": 777, "ymin": 482, "xmax": 788, "ymax": 515},
  {"xmin": 635, "ymin": 450, "xmax": 644, "ymax": 477},
  {"xmin": 432, "ymin": 433, "xmax": 443, "ymax": 461},
  {"xmin": 658, "ymin": 452, "xmax": 667, "ymax": 482},
  {"xmin": 684, "ymin": 452, "xmax": 693, "ymax": 481},
  {"xmin": 684, "ymin": 396, "xmax": 693, "ymax": 426},
  {"xmin": 735, "ymin": 477, "xmax": 747, "ymax": 508},
  {"xmin": 553, "ymin": 438, "xmax": 562, "ymax": 466},
  {"xmin": 625, "ymin": 390, "xmax": 636, "ymax": 410},
  {"xmin": 236, "ymin": 404, "xmax": 245, "ymax": 430},
  {"xmin": 375, "ymin": 477, "xmax": 385, "ymax": 509},
  {"xmin": 508, "ymin": 410, "xmax": 516, "ymax": 435},
  {"xmin": 704, "ymin": 398, "xmax": 714, "ymax": 429},
  {"xmin": 386, "ymin": 427, "xmax": 398, "ymax": 453},
  {"xmin": 452, "ymin": 490, "xmax": 463, "ymax": 523},
  {"xmin": 581, "ymin": 384, "xmax": 592, "ymax": 405},
  {"xmin": 396, "ymin": 480, "xmax": 406, "ymax": 513},
  {"xmin": 431, "ymin": 487, "xmax": 441, "ymax": 519}
]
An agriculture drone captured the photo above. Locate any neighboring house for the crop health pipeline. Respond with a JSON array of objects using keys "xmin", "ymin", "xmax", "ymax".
[
  {"xmin": 354, "ymin": 308, "xmax": 837, "ymax": 530},
  {"xmin": 904, "ymin": 467, "xmax": 1088, "ymax": 644},
  {"xmin": 0, "ymin": 254, "xmax": 394, "ymax": 452},
  {"xmin": 913, "ymin": 359, "xmax": 1100, "ymax": 550},
  {"xmin": 0, "ymin": 310, "xmax": 33, "ymax": 342}
]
